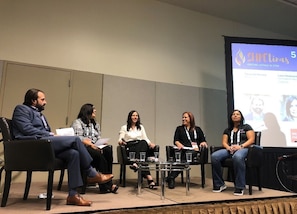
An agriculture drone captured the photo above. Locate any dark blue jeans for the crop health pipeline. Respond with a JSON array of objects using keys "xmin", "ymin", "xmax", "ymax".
[{"xmin": 211, "ymin": 148, "xmax": 248, "ymax": 189}]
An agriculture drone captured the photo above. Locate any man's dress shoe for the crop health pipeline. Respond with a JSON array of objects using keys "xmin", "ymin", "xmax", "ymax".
[
  {"xmin": 87, "ymin": 173, "xmax": 113, "ymax": 184},
  {"xmin": 66, "ymin": 194, "xmax": 92, "ymax": 206}
]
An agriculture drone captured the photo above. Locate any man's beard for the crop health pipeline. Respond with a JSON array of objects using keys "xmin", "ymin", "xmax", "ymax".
[{"xmin": 36, "ymin": 103, "xmax": 45, "ymax": 112}]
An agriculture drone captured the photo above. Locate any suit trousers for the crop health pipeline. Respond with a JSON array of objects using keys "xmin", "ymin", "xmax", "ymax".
[{"xmin": 42, "ymin": 136, "xmax": 93, "ymax": 190}]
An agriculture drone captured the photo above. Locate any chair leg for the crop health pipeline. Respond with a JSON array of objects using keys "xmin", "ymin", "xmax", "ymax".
[
  {"xmin": 0, "ymin": 166, "xmax": 4, "ymax": 186},
  {"xmin": 181, "ymin": 171, "xmax": 184, "ymax": 183},
  {"xmin": 119, "ymin": 164, "xmax": 123, "ymax": 185},
  {"xmin": 247, "ymin": 167, "xmax": 253, "ymax": 195},
  {"xmin": 122, "ymin": 165, "xmax": 126, "ymax": 187},
  {"xmin": 257, "ymin": 167, "xmax": 262, "ymax": 191},
  {"xmin": 156, "ymin": 164, "xmax": 159, "ymax": 186},
  {"xmin": 249, "ymin": 185, "xmax": 252, "ymax": 195},
  {"xmin": 1, "ymin": 170, "xmax": 12, "ymax": 207},
  {"xmin": 119, "ymin": 164, "xmax": 127, "ymax": 187},
  {"xmin": 23, "ymin": 171, "xmax": 32, "ymax": 200},
  {"xmin": 57, "ymin": 169, "xmax": 65, "ymax": 191},
  {"xmin": 119, "ymin": 165, "xmax": 122, "ymax": 184},
  {"xmin": 201, "ymin": 164, "xmax": 205, "ymax": 188},
  {"xmin": 249, "ymin": 184, "xmax": 253, "ymax": 195},
  {"xmin": 0, "ymin": 166, "xmax": 4, "ymax": 194},
  {"xmin": 46, "ymin": 171, "xmax": 54, "ymax": 210}
]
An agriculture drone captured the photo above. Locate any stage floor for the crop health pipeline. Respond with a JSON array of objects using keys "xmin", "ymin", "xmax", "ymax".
[{"xmin": 0, "ymin": 177, "xmax": 296, "ymax": 213}]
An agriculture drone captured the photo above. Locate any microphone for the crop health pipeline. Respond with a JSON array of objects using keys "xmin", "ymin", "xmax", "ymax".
[
  {"xmin": 278, "ymin": 153, "xmax": 297, "ymax": 160},
  {"xmin": 278, "ymin": 155, "xmax": 290, "ymax": 160}
]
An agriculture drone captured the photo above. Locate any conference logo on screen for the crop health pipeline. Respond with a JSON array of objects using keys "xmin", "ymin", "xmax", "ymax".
[
  {"xmin": 234, "ymin": 49, "xmax": 246, "ymax": 66},
  {"xmin": 233, "ymin": 49, "xmax": 290, "ymax": 70}
]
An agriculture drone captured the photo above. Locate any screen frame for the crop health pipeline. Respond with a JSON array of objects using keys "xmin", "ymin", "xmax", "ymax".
[{"xmin": 224, "ymin": 36, "xmax": 297, "ymax": 117}]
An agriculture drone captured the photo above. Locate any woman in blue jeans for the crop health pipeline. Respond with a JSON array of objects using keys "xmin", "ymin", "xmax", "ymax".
[{"xmin": 211, "ymin": 109, "xmax": 255, "ymax": 196}]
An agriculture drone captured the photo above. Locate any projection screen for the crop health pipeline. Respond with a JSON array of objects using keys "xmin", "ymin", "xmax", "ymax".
[{"xmin": 225, "ymin": 36, "xmax": 297, "ymax": 147}]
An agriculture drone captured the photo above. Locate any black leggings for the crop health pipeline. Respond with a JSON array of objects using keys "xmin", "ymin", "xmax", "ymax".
[
  {"xmin": 86, "ymin": 145, "xmax": 114, "ymax": 191},
  {"xmin": 168, "ymin": 150, "xmax": 199, "ymax": 180},
  {"xmin": 126, "ymin": 140, "xmax": 152, "ymax": 178}
]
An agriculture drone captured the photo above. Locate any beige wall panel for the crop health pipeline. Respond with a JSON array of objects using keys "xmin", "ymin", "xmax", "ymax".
[
  {"xmin": 0, "ymin": 62, "xmax": 70, "ymax": 131},
  {"xmin": 67, "ymin": 71, "xmax": 103, "ymax": 127},
  {"xmin": 0, "ymin": 0, "xmax": 290, "ymax": 92},
  {"xmin": 101, "ymin": 75, "xmax": 156, "ymax": 162},
  {"xmin": 199, "ymin": 88, "xmax": 227, "ymax": 147},
  {"xmin": 155, "ymin": 83, "xmax": 227, "ymax": 162},
  {"xmin": 0, "ymin": 61, "xmax": 3, "ymax": 90},
  {"xmin": 155, "ymin": 83, "xmax": 201, "ymax": 159}
]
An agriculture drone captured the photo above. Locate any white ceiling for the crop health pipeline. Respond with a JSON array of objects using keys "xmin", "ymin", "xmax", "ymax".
[{"xmin": 158, "ymin": 0, "xmax": 297, "ymax": 39}]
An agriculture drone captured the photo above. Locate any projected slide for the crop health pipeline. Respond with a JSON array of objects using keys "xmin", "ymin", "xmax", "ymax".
[{"xmin": 229, "ymin": 42, "xmax": 297, "ymax": 147}]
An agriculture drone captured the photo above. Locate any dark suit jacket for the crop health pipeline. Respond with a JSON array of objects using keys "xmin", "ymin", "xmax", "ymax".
[
  {"xmin": 12, "ymin": 104, "xmax": 51, "ymax": 139},
  {"xmin": 11, "ymin": 104, "xmax": 94, "ymax": 190}
]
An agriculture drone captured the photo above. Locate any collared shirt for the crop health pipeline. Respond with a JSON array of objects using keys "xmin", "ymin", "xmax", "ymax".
[
  {"xmin": 118, "ymin": 124, "xmax": 151, "ymax": 144},
  {"xmin": 71, "ymin": 118, "xmax": 101, "ymax": 143},
  {"xmin": 31, "ymin": 106, "xmax": 50, "ymax": 131}
]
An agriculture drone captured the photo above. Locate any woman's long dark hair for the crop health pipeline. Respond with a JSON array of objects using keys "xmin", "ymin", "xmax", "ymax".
[
  {"xmin": 77, "ymin": 103, "xmax": 96, "ymax": 128},
  {"xmin": 126, "ymin": 110, "xmax": 141, "ymax": 131},
  {"xmin": 228, "ymin": 109, "xmax": 245, "ymax": 130}
]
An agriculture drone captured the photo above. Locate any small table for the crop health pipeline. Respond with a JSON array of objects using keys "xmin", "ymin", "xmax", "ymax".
[{"xmin": 137, "ymin": 161, "xmax": 191, "ymax": 199}]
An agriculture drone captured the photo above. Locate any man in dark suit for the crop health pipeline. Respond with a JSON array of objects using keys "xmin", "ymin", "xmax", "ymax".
[{"xmin": 12, "ymin": 88, "xmax": 113, "ymax": 206}]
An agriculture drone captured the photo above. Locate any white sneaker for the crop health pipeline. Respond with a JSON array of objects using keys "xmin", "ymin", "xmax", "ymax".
[
  {"xmin": 38, "ymin": 193, "xmax": 54, "ymax": 199},
  {"xmin": 212, "ymin": 185, "xmax": 227, "ymax": 193}
]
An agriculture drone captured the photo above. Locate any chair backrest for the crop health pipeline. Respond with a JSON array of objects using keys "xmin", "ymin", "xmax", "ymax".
[
  {"xmin": 117, "ymin": 145, "xmax": 126, "ymax": 164},
  {"xmin": 0, "ymin": 117, "xmax": 13, "ymax": 142},
  {"xmin": 254, "ymin": 131, "xmax": 261, "ymax": 146}
]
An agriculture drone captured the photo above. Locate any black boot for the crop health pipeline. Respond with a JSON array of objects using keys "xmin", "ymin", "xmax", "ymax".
[{"xmin": 166, "ymin": 177, "xmax": 175, "ymax": 189}]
